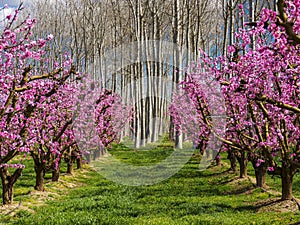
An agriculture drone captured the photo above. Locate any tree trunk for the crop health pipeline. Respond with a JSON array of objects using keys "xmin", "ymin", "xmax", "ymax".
[
  {"xmin": 215, "ymin": 156, "xmax": 221, "ymax": 166},
  {"xmin": 251, "ymin": 159, "xmax": 267, "ymax": 188},
  {"xmin": 0, "ymin": 168, "xmax": 23, "ymax": 205},
  {"xmin": 175, "ymin": 131, "xmax": 183, "ymax": 149},
  {"xmin": 52, "ymin": 169, "xmax": 60, "ymax": 182},
  {"xmin": 169, "ymin": 117, "xmax": 175, "ymax": 141},
  {"xmin": 100, "ymin": 147, "xmax": 106, "ymax": 157},
  {"xmin": 34, "ymin": 166, "xmax": 45, "ymax": 191},
  {"xmin": 93, "ymin": 148, "xmax": 101, "ymax": 160},
  {"xmin": 227, "ymin": 150, "xmax": 237, "ymax": 172},
  {"xmin": 237, "ymin": 152, "xmax": 247, "ymax": 178},
  {"xmin": 254, "ymin": 164, "xmax": 267, "ymax": 188},
  {"xmin": 85, "ymin": 153, "xmax": 91, "ymax": 164},
  {"xmin": 2, "ymin": 181, "xmax": 14, "ymax": 205},
  {"xmin": 281, "ymin": 166, "xmax": 294, "ymax": 200},
  {"xmin": 52, "ymin": 162, "xmax": 60, "ymax": 182},
  {"xmin": 255, "ymin": 168, "xmax": 266, "ymax": 188},
  {"xmin": 239, "ymin": 160, "xmax": 247, "ymax": 178},
  {"xmin": 76, "ymin": 157, "xmax": 82, "ymax": 169},
  {"xmin": 67, "ymin": 157, "xmax": 75, "ymax": 174}
]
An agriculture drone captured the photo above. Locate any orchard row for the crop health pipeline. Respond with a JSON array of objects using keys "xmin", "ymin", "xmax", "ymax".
[
  {"xmin": 0, "ymin": 5, "xmax": 131, "ymax": 205},
  {"xmin": 170, "ymin": 1, "xmax": 300, "ymax": 201}
]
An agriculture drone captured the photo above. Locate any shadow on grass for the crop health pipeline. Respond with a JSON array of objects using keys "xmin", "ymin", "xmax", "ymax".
[
  {"xmin": 224, "ymin": 184, "xmax": 254, "ymax": 195},
  {"xmin": 198, "ymin": 168, "xmax": 234, "ymax": 178},
  {"xmin": 254, "ymin": 199, "xmax": 282, "ymax": 208}
]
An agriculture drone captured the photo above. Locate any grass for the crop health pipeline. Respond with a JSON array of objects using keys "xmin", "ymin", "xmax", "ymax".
[{"xmin": 1, "ymin": 136, "xmax": 300, "ymax": 224}]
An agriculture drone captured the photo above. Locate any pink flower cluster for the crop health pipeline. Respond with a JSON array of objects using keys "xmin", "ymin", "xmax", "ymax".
[{"xmin": 73, "ymin": 76, "xmax": 133, "ymax": 156}]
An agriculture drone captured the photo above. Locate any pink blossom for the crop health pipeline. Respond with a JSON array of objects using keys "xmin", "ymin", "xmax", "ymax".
[
  {"xmin": 228, "ymin": 45, "xmax": 235, "ymax": 54},
  {"xmin": 47, "ymin": 34, "xmax": 54, "ymax": 41},
  {"xmin": 6, "ymin": 14, "xmax": 12, "ymax": 20},
  {"xmin": 3, "ymin": 29, "xmax": 11, "ymax": 36}
]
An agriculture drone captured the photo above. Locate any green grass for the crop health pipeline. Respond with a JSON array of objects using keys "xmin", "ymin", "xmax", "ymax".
[{"xmin": 1, "ymin": 138, "xmax": 300, "ymax": 225}]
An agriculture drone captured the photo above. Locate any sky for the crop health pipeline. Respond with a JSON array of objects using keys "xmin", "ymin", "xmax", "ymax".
[
  {"xmin": 0, "ymin": 0, "xmax": 35, "ymax": 22},
  {"xmin": 1, "ymin": 0, "xmax": 22, "ymax": 7},
  {"xmin": 0, "ymin": 6, "xmax": 13, "ymax": 22},
  {"xmin": 0, "ymin": 0, "xmax": 38, "ymax": 8}
]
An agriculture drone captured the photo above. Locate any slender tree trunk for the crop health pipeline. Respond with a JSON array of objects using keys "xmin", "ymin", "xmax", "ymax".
[
  {"xmin": 100, "ymin": 147, "xmax": 107, "ymax": 156},
  {"xmin": 227, "ymin": 150, "xmax": 237, "ymax": 172},
  {"xmin": 229, "ymin": 0, "xmax": 235, "ymax": 46},
  {"xmin": 93, "ymin": 148, "xmax": 100, "ymax": 160},
  {"xmin": 169, "ymin": 117, "xmax": 175, "ymax": 141},
  {"xmin": 52, "ymin": 169, "xmax": 60, "ymax": 182},
  {"xmin": 76, "ymin": 157, "xmax": 82, "ymax": 169},
  {"xmin": 0, "ymin": 168, "xmax": 23, "ymax": 205},
  {"xmin": 281, "ymin": 166, "xmax": 294, "ymax": 200},
  {"xmin": 34, "ymin": 166, "xmax": 45, "ymax": 191},
  {"xmin": 239, "ymin": 160, "xmax": 247, "ymax": 178},
  {"xmin": 249, "ymin": 0, "xmax": 255, "ymax": 49},
  {"xmin": 215, "ymin": 156, "xmax": 221, "ymax": 166},
  {"xmin": 255, "ymin": 167, "xmax": 267, "ymax": 188},
  {"xmin": 67, "ymin": 157, "xmax": 75, "ymax": 174},
  {"xmin": 2, "ymin": 181, "xmax": 14, "ymax": 205},
  {"xmin": 237, "ymin": 152, "xmax": 247, "ymax": 178},
  {"xmin": 52, "ymin": 161, "xmax": 60, "ymax": 182},
  {"xmin": 175, "ymin": 131, "xmax": 183, "ymax": 149}
]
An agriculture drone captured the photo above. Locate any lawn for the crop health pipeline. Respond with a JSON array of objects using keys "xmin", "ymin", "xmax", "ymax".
[{"xmin": 1, "ymin": 137, "xmax": 300, "ymax": 225}]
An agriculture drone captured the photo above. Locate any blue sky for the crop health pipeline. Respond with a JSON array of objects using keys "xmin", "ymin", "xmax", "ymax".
[
  {"xmin": 0, "ymin": 0, "xmax": 33, "ymax": 21},
  {"xmin": 0, "ymin": 0, "xmax": 37, "ymax": 8},
  {"xmin": 1, "ymin": 0, "xmax": 22, "ymax": 7}
]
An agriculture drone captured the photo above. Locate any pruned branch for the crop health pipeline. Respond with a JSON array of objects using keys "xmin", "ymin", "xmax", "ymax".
[{"xmin": 255, "ymin": 95, "xmax": 300, "ymax": 114}]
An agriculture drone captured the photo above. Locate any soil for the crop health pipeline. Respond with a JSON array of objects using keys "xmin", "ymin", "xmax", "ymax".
[{"xmin": 254, "ymin": 198, "xmax": 300, "ymax": 213}]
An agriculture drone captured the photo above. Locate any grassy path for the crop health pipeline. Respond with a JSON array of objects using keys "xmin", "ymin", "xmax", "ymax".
[{"xmin": 1, "ymin": 142, "xmax": 300, "ymax": 224}]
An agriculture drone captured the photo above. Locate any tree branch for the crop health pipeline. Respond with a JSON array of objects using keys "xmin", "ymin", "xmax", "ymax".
[
  {"xmin": 255, "ymin": 95, "xmax": 300, "ymax": 114},
  {"xmin": 277, "ymin": 0, "xmax": 300, "ymax": 45}
]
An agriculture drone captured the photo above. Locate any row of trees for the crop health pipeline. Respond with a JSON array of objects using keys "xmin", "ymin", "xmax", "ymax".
[
  {"xmin": 1, "ymin": 0, "xmax": 298, "ymax": 205},
  {"xmin": 170, "ymin": 0, "xmax": 300, "ymax": 200},
  {"xmin": 15, "ymin": 0, "xmax": 276, "ymax": 152},
  {"xmin": 0, "ymin": 5, "xmax": 131, "ymax": 205},
  {"xmin": 24, "ymin": 0, "xmax": 226, "ymax": 148}
]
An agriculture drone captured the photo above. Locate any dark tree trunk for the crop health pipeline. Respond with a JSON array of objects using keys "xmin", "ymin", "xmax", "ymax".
[
  {"xmin": 250, "ymin": 159, "xmax": 267, "ymax": 188},
  {"xmin": 227, "ymin": 150, "xmax": 237, "ymax": 172},
  {"xmin": 93, "ymin": 151, "xmax": 96, "ymax": 160},
  {"xmin": 169, "ymin": 116, "xmax": 175, "ymax": 141},
  {"xmin": 237, "ymin": 151, "xmax": 247, "ymax": 178},
  {"xmin": 213, "ymin": 150, "xmax": 221, "ymax": 166},
  {"xmin": 31, "ymin": 153, "xmax": 46, "ymax": 191},
  {"xmin": 52, "ymin": 160, "xmax": 61, "ymax": 182},
  {"xmin": 281, "ymin": 166, "xmax": 294, "ymax": 200},
  {"xmin": 52, "ymin": 169, "xmax": 60, "ymax": 182},
  {"xmin": 254, "ymin": 165, "xmax": 267, "ymax": 188},
  {"xmin": 34, "ymin": 166, "xmax": 45, "ymax": 191},
  {"xmin": 215, "ymin": 156, "xmax": 221, "ymax": 166},
  {"xmin": 76, "ymin": 157, "xmax": 82, "ymax": 169},
  {"xmin": 52, "ymin": 159, "xmax": 61, "ymax": 182},
  {"xmin": 67, "ymin": 157, "xmax": 75, "ymax": 174},
  {"xmin": 0, "ymin": 168, "xmax": 23, "ymax": 205},
  {"xmin": 239, "ymin": 160, "xmax": 248, "ymax": 178}
]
